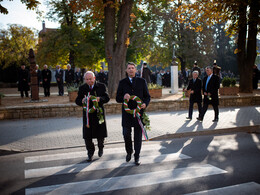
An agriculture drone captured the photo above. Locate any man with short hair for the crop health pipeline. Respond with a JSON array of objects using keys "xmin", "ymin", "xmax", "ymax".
[
  {"xmin": 42, "ymin": 64, "xmax": 52, "ymax": 97},
  {"xmin": 55, "ymin": 65, "xmax": 64, "ymax": 96},
  {"xmin": 197, "ymin": 66, "xmax": 220, "ymax": 122},
  {"xmin": 192, "ymin": 61, "xmax": 201, "ymax": 76},
  {"xmin": 186, "ymin": 71, "xmax": 202, "ymax": 120},
  {"xmin": 18, "ymin": 64, "xmax": 30, "ymax": 98},
  {"xmin": 65, "ymin": 64, "xmax": 74, "ymax": 86},
  {"xmin": 116, "ymin": 62, "xmax": 150, "ymax": 166},
  {"xmin": 75, "ymin": 71, "xmax": 110, "ymax": 162}
]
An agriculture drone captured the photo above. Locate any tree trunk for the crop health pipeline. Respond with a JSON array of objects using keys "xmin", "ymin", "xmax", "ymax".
[
  {"xmin": 237, "ymin": 2, "xmax": 248, "ymax": 93},
  {"xmin": 245, "ymin": 0, "xmax": 259, "ymax": 92},
  {"xmin": 104, "ymin": 0, "xmax": 134, "ymax": 98}
]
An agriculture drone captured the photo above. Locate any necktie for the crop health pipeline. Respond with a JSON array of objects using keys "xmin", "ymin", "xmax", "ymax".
[
  {"xmin": 89, "ymin": 86, "xmax": 92, "ymax": 90},
  {"xmin": 205, "ymin": 76, "xmax": 211, "ymax": 91}
]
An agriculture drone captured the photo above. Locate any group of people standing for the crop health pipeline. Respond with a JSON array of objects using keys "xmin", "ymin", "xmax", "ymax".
[
  {"xmin": 17, "ymin": 64, "xmax": 83, "ymax": 98},
  {"xmin": 186, "ymin": 65, "xmax": 220, "ymax": 122},
  {"xmin": 75, "ymin": 62, "xmax": 150, "ymax": 166}
]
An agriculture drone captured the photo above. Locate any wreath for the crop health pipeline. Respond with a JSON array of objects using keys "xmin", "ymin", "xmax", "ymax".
[
  {"xmin": 123, "ymin": 95, "xmax": 151, "ymax": 140},
  {"xmin": 83, "ymin": 94, "xmax": 104, "ymax": 127}
]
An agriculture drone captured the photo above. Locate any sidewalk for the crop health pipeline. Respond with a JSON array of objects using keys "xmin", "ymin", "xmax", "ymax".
[{"xmin": 0, "ymin": 106, "xmax": 259, "ymax": 152}]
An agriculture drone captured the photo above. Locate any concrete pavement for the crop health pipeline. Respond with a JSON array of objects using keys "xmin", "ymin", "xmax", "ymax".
[{"xmin": 0, "ymin": 106, "xmax": 259, "ymax": 152}]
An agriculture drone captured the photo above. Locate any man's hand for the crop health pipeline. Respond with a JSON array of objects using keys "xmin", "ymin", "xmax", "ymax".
[
  {"xmin": 208, "ymin": 92, "xmax": 211, "ymax": 96},
  {"xmin": 141, "ymin": 103, "xmax": 146, "ymax": 109},
  {"xmin": 190, "ymin": 90, "xmax": 194, "ymax": 94},
  {"xmin": 204, "ymin": 92, "xmax": 207, "ymax": 95},
  {"xmin": 82, "ymin": 95, "xmax": 87, "ymax": 104},
  {"xmin": 124, "ymin": 93, "xmax": 130, "ymax": 100},
  {"xmin": 97, "ymin": 97, "xmax": 100, "ymax": 102}
]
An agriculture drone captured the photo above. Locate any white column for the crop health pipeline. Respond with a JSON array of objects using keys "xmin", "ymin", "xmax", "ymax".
[{"xmin": 171, "ymin": 65, "xmax": 179, "ymax": 94}]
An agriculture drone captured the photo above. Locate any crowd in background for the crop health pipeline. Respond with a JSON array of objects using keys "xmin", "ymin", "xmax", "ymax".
[{"xmin": 17, "ymin": 61, "xmax": 259, "ymax": 98}]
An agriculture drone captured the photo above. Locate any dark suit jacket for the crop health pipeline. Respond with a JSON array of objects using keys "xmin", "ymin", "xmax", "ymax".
[
  {"xmin": 116, "ymin": 77, "xmax": 150, "ymax": 128},
  {"xmin": 75, "ymin": 82, "xmax": 110, "ymax": 139},
  {"xmin": 55, "ymin": 69, "xmax": 64, "ymax": 83},
  {"xmin": 42, "ymin": 69, "xmax": 52, "ymax": 88},
  {"xmin": 65, "ymin": 69, "xmax": 74, "ymax": 84},
  {"xmin": 202, "ymin": 74, "xmax": 220, "ymax": 105},
  {"xmin": 187, "ymin": 78, "xmax": 202, "ymax": 103}
]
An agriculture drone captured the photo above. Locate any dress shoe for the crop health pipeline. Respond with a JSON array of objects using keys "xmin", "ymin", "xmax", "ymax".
[
  {"xmin": 135, "ymin": 158, "xmax": 141, "ymax": 166},
  {"xmin": 126, "ymin": 153, "xmax": 132, "ymax": 162},
  {"xmin": 212, "ymin": 118, "xmax": 219, "ymax": 122},
  {"xmin": 186, "ymin": 117, "xmax": 192, "ymax": 120},
  {"xmin": 87, "ymin": 155, "xmax": 93, "ymax": 162},
  {"xmin": 98, "ymin": 149, "xmax": 103, "ymax": 157},
  {"xmin": 197, "ymin": 117, "xmax": 203, "ymax": 121}
]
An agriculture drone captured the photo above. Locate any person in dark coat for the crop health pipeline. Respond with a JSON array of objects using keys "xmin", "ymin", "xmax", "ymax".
[
  {"xmin": 65, "ymin": 64, "xmax": 74, "ymax": 86},
  {"xmin": 141, "ymin": 62, "xmax": 151, "ymax": 84},
  {"xmin": 192, "ymin": 61, "xmax": 201, "ymax": 76},
  {"xmin": 186, "ymin": 71, "xmax": 202, "ymax": 120},
  {"xmin": 116, "ymin": 62, "xmax": 151, "ymax": 166},
  {"xmin": 35, "ymin": 65, "xmax": 42, "ymax": 86},
  {"xmin": 197, "ymin": 66, "xmax": 220, "ymax": 122},
  {"xmin": 55, "ymin": 65, "xmax": 64, "ymax": 96},
  {"xmin": 42, "ymin": 64, "xmax": 52, "ymax": 97},
  {"xmin": 213, "ymin": 60, "xmax": 221, "ymax": 78},
  {"xmin": 74, "ymin": 67, "xmax": 82, "ymax": 86},
  {"xmin": 253, "ymin": 64, "xmax": 259, "ymax": 89},
  {"xmin": 75, "ymin": 71, "xmax": 110, "ymax": 162},
  {"xmin": 97, "ymin": 69, "xmax": 107, "ymax": 85},
  {"xmin": 18, "ymin": 64, "xmax": 30, "ymax": 98}
]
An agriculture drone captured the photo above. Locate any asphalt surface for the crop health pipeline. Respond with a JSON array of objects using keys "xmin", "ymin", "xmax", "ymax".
[{"xmin": 0, "ymin": 106, "xmax": 259, "ymax": 152}]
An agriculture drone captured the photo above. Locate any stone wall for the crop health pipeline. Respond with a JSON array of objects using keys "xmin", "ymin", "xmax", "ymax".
[{"xmin": 0, "ymin": 96, "xmax": 259, "ymax": 120}]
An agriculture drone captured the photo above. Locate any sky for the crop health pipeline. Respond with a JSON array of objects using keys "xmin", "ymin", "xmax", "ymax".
[{"xmin": 0, "ymin": 0, "xmax": 59, "ymax": 32}]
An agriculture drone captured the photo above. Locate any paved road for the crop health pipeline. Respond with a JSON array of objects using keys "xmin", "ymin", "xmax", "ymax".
[
  {"xmin": 0, "ymin": 106, "xmax": 259, "ymax": 152},
  {"xmin": 0, "ymin": 133, "xmax": 260, "ymax": 194}
]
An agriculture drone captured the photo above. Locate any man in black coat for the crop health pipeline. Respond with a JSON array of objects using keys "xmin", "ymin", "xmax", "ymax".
[
  {"xmin": 197, "ymin": 66, "xmax": 220, "ymax": 122},
  {"xmin": 116, "ymin": 62, "xmax": 150, "ymax": 166},
  {"xmin": 42, "ymin": 64, "xmax": 52, "ymax": 97},
  {"xmin": 36, "ymin": 65, "xmax": 42, "ymax": 86},
  {"xmin": 55, "ymin": 65, "xmax": 64, "ymax": 96},
  {"xmin": 65, "ymin": 64, "xmax": 74, "ymax": 87},
  {"xmin": 18, "ymin": 64, "xmax": 30, "ymax": 98},
  {"xmin": 75, "ymin": 71, "xmax": 110, "ymax": 162},
  {"xmin": 186, "ymin": 71, "xmax": 202, "ymax": 120}
]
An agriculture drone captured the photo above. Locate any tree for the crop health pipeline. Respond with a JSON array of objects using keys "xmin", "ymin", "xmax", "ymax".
[
  {"xmin": 0, "ymin": 0, "xmax": 41, "ymax": 15},
  {"xmin": 176, "ymin": 0, "xmax": 260, "ymax": 92},
  {"xmin": 0, "ymin": 24, "xmax": 37, "ymax": 69}
]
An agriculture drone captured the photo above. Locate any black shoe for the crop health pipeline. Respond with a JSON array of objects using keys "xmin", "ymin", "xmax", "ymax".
[
  {"xmin": 212, "ymin": 118, "xmax": 219, "ymax": 122},
  {"xmin": 186, "ymin": 117, "xmax": 192, "ymax": 120},
  {"xmin": 98, "ymin": 149, "xmax": 103, "ymax": 157},
  {"xmin": 126, "ymin": 153, "xmax": 132, "ymax": 162},
  {"xmin": 87, "ymin": 155, "xmax": 93, "ymax": 162},
  {"xmin": 197, "ymin": 117, "xmax": 203, "ymax": 121},
  {"xmin": 135, "ymin": 158, "xmax": 141, "ymax": 166}
]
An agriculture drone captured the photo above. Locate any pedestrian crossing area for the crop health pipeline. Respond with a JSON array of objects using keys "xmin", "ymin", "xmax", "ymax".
[{"xmin": 23, "ymin": 142, "xmax": 259, "ymax": 195}]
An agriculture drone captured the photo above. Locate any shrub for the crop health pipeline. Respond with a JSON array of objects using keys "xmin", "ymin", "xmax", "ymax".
[
  {"xmin": 230, "ymin": 78, "xmax": 236, "ymax": 87},
  {"xmin": 0, "ymin": 92, "xmax": 4, "ymax": 98},
  {"xmin": 148, "ymin": 83, "xmax": 163, "ymax": 89},
  {"xmin": 222, "ymin": 77, "xmax": 231, "ymax": 87}
]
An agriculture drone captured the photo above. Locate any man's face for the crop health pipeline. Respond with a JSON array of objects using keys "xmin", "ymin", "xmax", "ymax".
[
  {"xmin": 85, "ymin": 73, "xmax": 95, "ymax": 86},
  {"xmin": 44, "ymin": 65, "xmax": 47, "ymax": 70},
  {"xmin": 56, "ymin": 66, "xmax": 60, "ymax": 69},
  {"xmin": 126, "ymin": 64, "xmax": 136, "ymax": 78},
  {"xmin": 193, "ymin": 72, "xmax": 198, "ymax": 79},
  {"xmin": 21, "ymin": 65, "xmax": 25, "ymax": 70},
  {"xmin": 67, "ymin": 66, "xmax": 70, "ymax": 70},
  {"xmin": 206, "ymin": 68, "xmax": 212, "ymax": 76}
]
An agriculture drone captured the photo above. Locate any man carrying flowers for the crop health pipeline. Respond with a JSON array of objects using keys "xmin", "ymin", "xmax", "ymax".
[
  {"xmin": 75, "ymin": 71, "xmax": 110, "ymax": 162},
  {"xmin": 116, "ymin": 62, "xmax": 150, "ymax": 166}
]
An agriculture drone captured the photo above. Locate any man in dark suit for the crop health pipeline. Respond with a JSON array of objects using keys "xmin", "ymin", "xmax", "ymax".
[
  {"xmin": 75, "ymin": 71, "xmax": 110, "ymax": 162},
  {"xmin": 35, "ymin": 65, "xmax": 42, "ymax": 86},
  {"xmin": 55, "ymin": 65, "xmax": 64, "ymax": 96},
  {"xmin": 65, "ymin": 64, "xmax": 74, "ymax": 87},
  {"xmin": 18, "ymin": 64, "xmax": 30, "ymax": 98},
  {"xmin": 197, "ymin": 66, "xmax": 220, "ymax": 122},
  {"xmin": 192, "ymin": 61, "xmax": 201, "ymax": 76},
  {"xmin": 42, "ymin": 64, "xmax": 52, "ymax": 97},
  {"xmin": 116, "ymin": 62, "xmax": 150, "ymax": 166},
  {"xmin": 186, "ymin": 71, "xmax": 202, "ymax": 120}
]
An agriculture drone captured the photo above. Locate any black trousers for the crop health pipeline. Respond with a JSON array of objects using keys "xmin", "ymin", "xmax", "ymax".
[
  {"xmin": 123, "ymin": 126, "xmax": 142, "ymax": 159},
  {"xmin": 20, "ymin": 91, "xmax": 28, "ymax": 97},
  {"xmin": 44, "ymin": 87, "xmax": 50, "ymax": 96},
  {"xmin": 57, "ymin": 82, "xmax": 64, "ymax": 95},
  {"xmin": 200, "ymin": 103, "xmax": 219, "ymax": 120},
  {"xmin": 188, "ymin": 100, "xmax": 202, "ymax": 118},
  {"xmin": 84, "ymin": 138, "xmax": 104, "ymax": 157}
]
